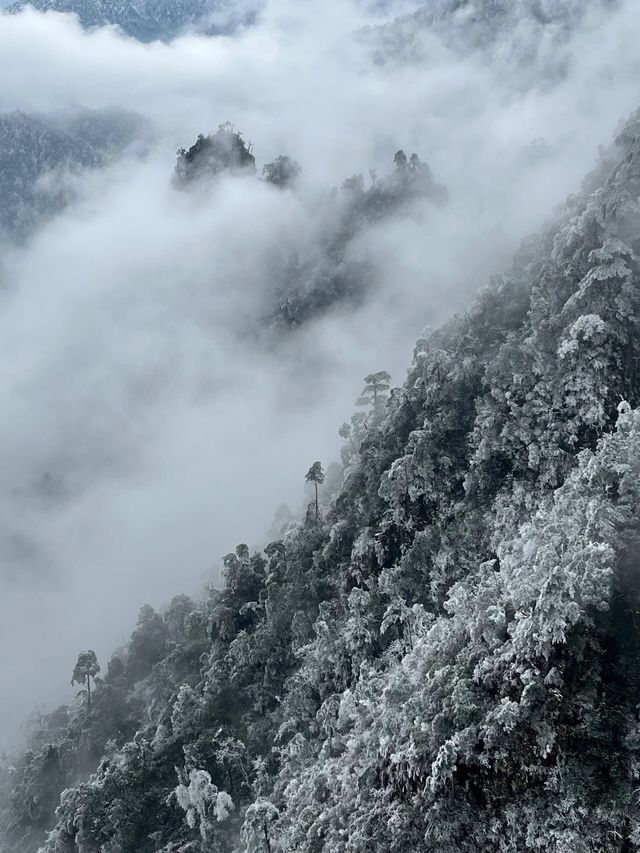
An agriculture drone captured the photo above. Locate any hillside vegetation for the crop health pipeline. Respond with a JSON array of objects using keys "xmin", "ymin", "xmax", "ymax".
[{"xmin": 2, "ymin": 105, "xmax": 640, "ymax": 853}]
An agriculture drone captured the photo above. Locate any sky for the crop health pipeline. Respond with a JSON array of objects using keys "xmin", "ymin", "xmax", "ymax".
[{"xmin": 0, "ymin": 0, "xmax": 639, "ymax": 748}]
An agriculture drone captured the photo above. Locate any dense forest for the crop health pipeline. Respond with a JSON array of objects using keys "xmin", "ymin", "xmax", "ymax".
[
  {"xmin": 1, "ymin": 101, "xmax": 640, "ymax": 851},
  {"xmin": 0, "ymin": 108, "xmax": 148, "ymax": 240}
]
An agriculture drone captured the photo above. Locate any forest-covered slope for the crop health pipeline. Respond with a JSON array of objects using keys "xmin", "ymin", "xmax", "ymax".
[
  {"xmin": 0, "ymin": 109, "xmax": 147, "ymax": 241},
  {"xmin": 6, "ymin": 0, "xmax": 257, "ymax": 41},
  {"xmin": 365, "ymin": 0, "xmax": 618, "ymax": 74},
  {"xmin": 2, "ymin": 107, "xmax": 640, "ymax": 853}
]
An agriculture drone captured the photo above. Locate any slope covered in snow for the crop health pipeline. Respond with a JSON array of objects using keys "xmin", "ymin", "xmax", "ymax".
[{"xmin": 2, "ymin": 105, "xmax": 640, "ymax": 853}]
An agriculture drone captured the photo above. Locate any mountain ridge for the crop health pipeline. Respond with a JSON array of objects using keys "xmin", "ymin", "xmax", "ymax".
[
  {"xmin": 6, "ymin": 0, "xmax": 258, "ymax": 41},
  {"xmin": 2, "ymin": 106, "xmax": 640, "ymax": 852}
]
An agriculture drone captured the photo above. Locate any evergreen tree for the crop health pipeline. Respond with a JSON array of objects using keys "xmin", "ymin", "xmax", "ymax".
[
  {"xmin": 305, "ymin": 461, "xmax": 325, "ymax": 520},
  {"xmin": 71, "ymin": 650, "xmax": 100, "ymax": 712}
]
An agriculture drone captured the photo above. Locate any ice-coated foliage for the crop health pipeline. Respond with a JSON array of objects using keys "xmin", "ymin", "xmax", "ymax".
[
  {"xmin": 3, "ymin": 101, "xmax": 640, "ymax": 853},
  {"xmin": 174, "ymin": 769, "xmax": 233, "ymax": 839}
]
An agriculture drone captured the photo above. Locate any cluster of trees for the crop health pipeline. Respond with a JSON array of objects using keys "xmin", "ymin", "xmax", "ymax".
[
  {"xmin": 173, "ymin": 124, "xmax": 305, "ymax": 191},
  {"xmin": 3, "ymin": 109, "xmax": 640, "ymax": 852},
  {"xmin": 173, "ymin": 123, "xmax": 258, "ymax": 186},
  {"xmin": 172, "ymin": 124, "xmax": 447, "ymax": 330},
  {"xmin": 267, "ymin": 149, "xmax": 446, "ymax": 329}
]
